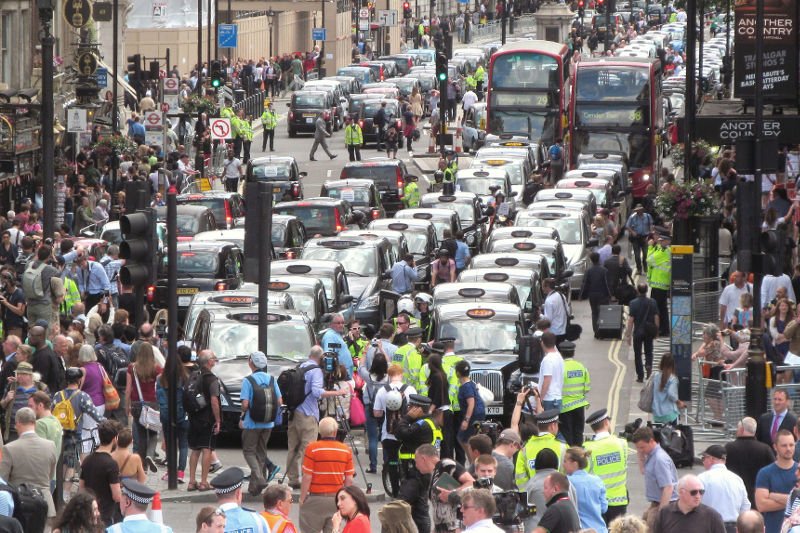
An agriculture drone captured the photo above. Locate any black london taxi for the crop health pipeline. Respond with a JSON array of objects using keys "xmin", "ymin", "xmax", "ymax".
[
  {"xmin": 270, "ymin": 259, "xmax": 356, "ymax": 322},
  {"xmin": 244, "ymin": 156, "xmax": 306, "ymax": 201},
  {"xmin": 320, "ymin": 179, "xmax": 386, "ymax": 221},
  {"xmin": 193, "ymin": 228, "xmax": 246, "ymax": 251},
  {"xmin": 358, "ymin": 99, "xmax": 402, "ymax": 145},
  {"xmin": 394, "ymin": 208, "xmax": 462, "ymax": 243},
  {"xmin": 419, "ymin": 192, "xmax": 488, "ymax": 254},
  {"xmin": 458, "ymin": 267, "xmax": 544, "ymax": 322},
  {"xmin": 267, "ymin": 276, "xmax": 330, "ymax": 332},
  {"xmin": 557, "ymin": 176, "xmax": 628, "ymax": 226},
  {"xmin": 340, "ymin": 159, "xmax": 417, "ymax": 216},
  {"xmin": 191, "ymin": 310, "xmax": 316, "ymax": 432},
  {"xmin": 149, "ymin": 241, "xmax": 244, "ymax": 322},
  {"xmin": 287, "ymin": 90, "xmax": 336, "ymax": 137},
  {"xmin": 175, "ymin": 192, "xmax": 246, "ymax": 230},
  {"xmin": 432, "ymin": 303, "xmax": 526, "ymax": 423},
  {"xmin": 432, "ymin": 282, "xmax": 521, "ymax": 309},
  {"xmin": 300, "ymin": 237, "xmax": 394, "ymax": 329},
  {"xmin": 483, "ymin": 227, "xmax": 562, "ymax": 252},
  {"xmin": 155, "ymin": 205, "xmax": 217, "ymax": 241},
  {"xmin": 339, "ymin": 229, "xmax": 409, "ymax": 265},
  {"xmin": 274, "ymin": 198, "xmax": 364, "ymax": 237},
  {"xmin": 469, "ymin": 252, "xmax": 553, "ymax": 283},
  {"xmin": 271, "ymin": 214, "xmax": 307, "ymax": 259},
  {"xmin": 368, "ymin": 219, "xmax": 438, "ymax": 289},
  {"xmin": 182, "ymin": 290, "xmax": 294, "ymax": 342}
]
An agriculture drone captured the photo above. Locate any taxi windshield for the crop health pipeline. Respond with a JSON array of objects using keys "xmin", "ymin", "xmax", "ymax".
[
  {"xmin": 251, "ymin": 163, "xmax": 291, "ymax": 180},
  {"xmin": 458, "ymin": 178, "xmax": 507, "ymax": 196},
  {"xmin": 175, "ymin": 214, "xmax": 202, "ymax": 236},
  {"xmin": 518, "ymin": 216, "xmax": 582, "ymax": 244},
  {"xmin": 162, "ymin": 252, "xmax": 218, "ymax": 277},
  {"xmin": 473, "ymin": 160, "xmax": 523, "ymax": 185},
  {"xmin": 283, "ymin": 290, "xmax": 318, "ymax": 316},
  {"xmin": 275, "ymin": 206, "xmax": 335, "ymax": 235},
  {"xmin": 404, "ymin": 231, "xmax": 430, "ymax": 256},
  {"xmin": 428, "ymin": 202, "xmax": 474, "ymax": 225},
  {"xmin": 210, "ymin": 321, "xmax": 312, "ymax": 360},
  {"xmin": 302, "ymin": 247, "xmax": 376, "ymax": 277},
  {"xmin": 325, "ymin": 187, "xmax": 371, "ymax": 206},
  {"xmin": 272, "ymin": 224, "xmax": 286, "ymax": 246},
  {"xmin": 438, "ymin": 318, "xmax": 518, "ymax": 353}
]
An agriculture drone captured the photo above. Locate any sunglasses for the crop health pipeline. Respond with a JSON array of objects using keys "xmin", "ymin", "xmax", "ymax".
[
  {"xmin": 686, "ymin": 489, "xmax": 705, "ymax": 496},
  {"xmin": 200, "ymin": 507, "xmax": 226, "ymax": 524}
]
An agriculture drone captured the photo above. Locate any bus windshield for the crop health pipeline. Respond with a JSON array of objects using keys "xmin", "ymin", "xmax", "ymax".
[
  {"xmin": 487, "ymin": 110, "xmax": 557, "ymax": 143},
  {"xmin": 573, "ymin": 130, "xmax": 650, "ymax": 169},
  {"xmin": 491, "ymin": 52, "xmax": 559, "ymax": 90},
  {"xmin": 577, "ymin": 67, "xmax": 650, "ymax": 101}
]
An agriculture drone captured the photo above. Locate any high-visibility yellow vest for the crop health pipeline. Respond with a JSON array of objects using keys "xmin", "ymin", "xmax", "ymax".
[
  {"xmin": 514, "ymin": 433, "xmax": 566, "ymax": 489},
  {"xmin": 261, "ymin": 110, "xmax": 278, "ymax": 130},
  {"xmin": 443, "ymin": 167, "xmax": 455, "ymax": 184},
  {"xmin": 398, "ymin": 417, "xmax": 443, "ymax": 459},
  {"xmin": 344, "ymin": 124, "xmax": 363, "ymax": 146},
  {"xmin": 220, "ymin": 106, "xmax": 235, "ymax": 119},
  {"xmin": 60, "ymin": 277, "xmax": 81, "ymax": 315},
  {"xmin": 394, "ymin": 343, "xmax": 424, "ymax": 391},
  {"xmin": 403, "ymin": 182, "xmax": 420, "ymax": 208},
  {"xmin": 418, "ymin": 357, "xmax": 460, "ymax": 409},
  {"xmin": 646, "ymin": 245, "xmax": 671, "ymax": 290},
  {"xmin": 238, "ymin": 118, "xmax": 253, "ymax": 141},
  {"xmin": 583, "ymin": 434, "xmax": 629, "ymax": 506},
  {"xmin": 561, "ymin": 358, "xmax": 590, "ymax": 413}
]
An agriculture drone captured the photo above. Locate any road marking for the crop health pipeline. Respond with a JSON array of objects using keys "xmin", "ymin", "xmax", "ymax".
[
  {"xmin": 327, "ymin": 169, "xmax": 332, "ymax": 178},
  {"xmin": 606, "ymin": 339, "xmax": 626, "ymax": 426}
]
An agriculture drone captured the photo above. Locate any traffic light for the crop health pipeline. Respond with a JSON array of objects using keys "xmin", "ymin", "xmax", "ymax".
[
  {"xmin": 578, "ymin": 0, "xmax": 585, "ymax": 18},
  {"xmin": 210, "ymin": 60, "xmax": 222, "ymax": 88},
  {"xmin": 149, "ymin": 61, "xmax": 159, "ymax": 80},
  {"xmin": 403, "ymin": 1, "xmax": 412, "ymax": 20},
  {"xmin": 126, "ymin": 54, "xmax": 141, "ymax": 81},
  {"xmin": 760, "ymin": 228, "xmax": 787, "ymax": 277},
  {"xmin": 435, "ymin": 52, "xmax": 448, "ymax": 83},
  {"xmin": 119, "ymin": 210, "xmax": 158, "ymax": 288}
]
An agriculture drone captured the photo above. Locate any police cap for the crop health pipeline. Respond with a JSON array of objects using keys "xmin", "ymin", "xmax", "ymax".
[
  {"xmin": 121, "ymin": 478, "xmax": 157, "ymax": 505},
  {"xmin": 210, "ymin": 467, "xmax": 245, "ymax": 494},
  {"xmin": 536, "ymin": 408, "xmax": 560, "ymax": 425},
  {"xmin": 585, "ymin": 408, "xmax": 609, "ymax": 427}
]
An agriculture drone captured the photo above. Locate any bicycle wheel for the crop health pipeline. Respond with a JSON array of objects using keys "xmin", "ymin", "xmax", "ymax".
[{"xmin": 382, "ymin": 467, "xmax": 395, "ymax": 498}]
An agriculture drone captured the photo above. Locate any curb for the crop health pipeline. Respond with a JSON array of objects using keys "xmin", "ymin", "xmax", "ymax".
[{"xmin": 160, "ymin": 485, "xmax": 386, "ymax": 504}]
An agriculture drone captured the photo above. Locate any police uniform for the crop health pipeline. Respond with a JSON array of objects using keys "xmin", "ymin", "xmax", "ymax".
[
  {"xmin": 403, "ymin": 177, "xmax": 420, "ymax": 208},
  {"xmin": 260, "ymin": 106, "xmax": 278, "ymax": 151},
  {"xmin": 393, "ymin": 327, "xmax": 425, "ymax": 391},
  {"xmin": 211, "ymin": 467, "xmax": 269, "ymax": 533},
  {"xmin": 238, "ymin": 115, "xmax": 254, "ymax": 163},
  {"xmin": 418, "ymin": 340, "xmax": 462, "ymax": 461},
  {"xmin": 583, "ymin": 409, "xmax": 629, "ymax": 524},
  {"xmin": 514, "ymin": 409, "xmax": 567, "ymax": 489},
  {"xmin": 442, "ymin": 159, "xmax": 457, "ymax": 195},
  {"xmin": 558, "ymin": 341, "xmax": 590, "ymax": 446},
  {"xmin": 105, "ymin": 479, "xmax": 173, "ymax": 533},
  {"xmin": 646, "ymin": 231, "xmax": 672, "ymax": 337},
  {"xmin": 344, "ymin": 120, "xmax": 364, "ymax": 162}
]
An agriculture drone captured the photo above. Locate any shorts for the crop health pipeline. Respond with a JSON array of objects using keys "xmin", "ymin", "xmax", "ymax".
[{"xmin": 188, "ymin": 419, "xmax": 216, "ymax": 450}]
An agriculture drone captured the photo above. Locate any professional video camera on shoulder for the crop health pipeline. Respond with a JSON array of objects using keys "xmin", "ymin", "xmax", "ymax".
[
  {"xmin": 322, "ymin": 344, "xmax": 341, "ymax": 375},
  {"xmin": 467, "ymin": 481, "xmax": 535, "ymax": 533}
]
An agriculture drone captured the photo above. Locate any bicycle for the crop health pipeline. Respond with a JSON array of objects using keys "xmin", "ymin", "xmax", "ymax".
[{"xmin": 60, "ymin": 427, "xmax": 99, "ymax": 504}]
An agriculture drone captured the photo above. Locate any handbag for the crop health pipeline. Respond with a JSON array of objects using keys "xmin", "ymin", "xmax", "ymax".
[
  {"xmin": 559, "ymin": 292, "xmax": 582, "ymax": 341},
  {"xmin": 133, "ymin": 369, "xmax": 162, "ymax": 432},
  {"xmin": 637, "ymin": 374, "xmax": 655, "ymax": 413},
  {"xmin": 348, "ymin": 383, "xmax": 366, "ymax": 426},
  {"xmin": 99, "ymin": 364, "xmax": 120, "ymax": 410}
]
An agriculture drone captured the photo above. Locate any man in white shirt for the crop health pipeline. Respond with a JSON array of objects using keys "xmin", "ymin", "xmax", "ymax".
[
  {"xmin": 461, "ymin": 488, "xmax": 504, "ymax": 533},
  {"xmin": 719, "ymin": 271, "xmax": 752, "ymax": 328},
  {"xmin": 761, "ymin": 273, "xmax": 796, "ymax": 308},
  {"xmin": 223, "ymin": 148, "xmax": 243, "ymax": 193},
  {"xmin": 541, "ymin": 279, "xmax": 568, "ymax": 342},
  {"xmin": 373, "ymin": 363, "xmax": 417, "ymax": 495},
  {"xmin": 697, "ymin": 445, "xmax": 750, "ymax": 532},
  {"xmin": 536, "ymin": 332, "xmax": 564, "ymax": 411},
  {"xmin": 461, "ymin": 89, "xmax": 479, "ymax": 116}
]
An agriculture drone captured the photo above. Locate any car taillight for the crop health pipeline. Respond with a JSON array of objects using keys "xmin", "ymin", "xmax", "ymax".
[
  {"xmin": 397, "ymin": 169, "xmax": 404, "ymax": 197},
  {"xmin": 292, "ymin": 183, "xmax": 301, "ymax": 197},
  {"xmin": 215, "ymin": 282, "xmax": 228, "ymax": 291},
  {"xmin": 334, "ymin": 207, "xmax": 344, "ymax": 232},
  {"xmin": 225, "ymin": 202, "xmax": 233, "ymax": 228},
  {"xmin": 371, "ymin": 208, "xmax": 381, "ymax": 220},
  {"xmin": 289, "ymin": 111, "xmax": 294, "ymax": 120},
  {"xmin": 146, "ymin": 286, "xmax": 156, "ymax": 302}
]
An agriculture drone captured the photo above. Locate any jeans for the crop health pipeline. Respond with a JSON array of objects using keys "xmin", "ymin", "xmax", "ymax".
[
  {"xmin": 542, "ymin": 399, "xmax": 562, "ymax": 411},
  {"xmin": 633, "ymin": 333, "xmax": 654, "ymax": 380},
  {"xmin": 160, "ymin": 417, "xmax": 190, "ymax": 471},
  {"xmin": 365, "ymin": 409, "xmax": 380, "ymax": 469},
  {"xmin": 131, "ymin": 403, "xmax": 158, "ymax": 461},
  {"xmin": 630, "ymin": 235, "xmax": 648, "ymax": 273}
]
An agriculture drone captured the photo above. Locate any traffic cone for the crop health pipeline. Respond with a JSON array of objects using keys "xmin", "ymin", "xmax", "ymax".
[
  {"xmin": 428, "ymin": 129, "xmax": 436, "ymax": 153},
  {"xmin": 454, "ymin": 127, "xmax": 463, "ymax": 153},
  {"xmin": 147, "ymin": 492, "xmax": 164, "ymax": 524}
]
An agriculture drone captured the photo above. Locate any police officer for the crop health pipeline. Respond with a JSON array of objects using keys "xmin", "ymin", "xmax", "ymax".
[
  {"xmin": 558, "ymin": 341, "xmax": 590, "ymax": 446},
  {"xmin": 514, "ymin": 409, "xmax": 567, "ymax": 490},
  {"xmin": 237, "ymin": 109, "xmax": 254, "ymax": 163},
  {"xmin": 442, "ymin": 156, "xmax": 456, "ymax": 195},
  {"xmin": 583, "ymin": 408, "xmax": 629, "ymax": 525},
  {"xmin": 107, "ymin": 479, "xmax": 173, "ymax": 532},
  {"xmin": 219, "ymin": 99, "xmax": 236, "ymax": 119},
  {"xmin": 646, "ymin": 230, "xmax": 672, "ymax": 337},
  {"xmin": 474, "ymin": 64, "xmax": 486, "ymax": 94},
  {"xmin": 211, "ymin": 467, "xmax": 269, "ymax": 533},
  {"xmin": 231, "ymin": 109, "xmax": 243, "ymax": 158},
  {"xmin": 393, "ymin": 326, "xmax": 425, "ymax": 391},
  {"xmin": 260, "ymin": 101, "xmax": 277, "ymax": 152},
  {"xmin": 403, "ymin": 175, "xmax": 420, "ymax": 208},
  {"xmin": 413, "ymin": 293, "xmax": 434, "ymax": 341},
  {"xmin": 344, "ymin": 116, "xmax": 364, "ymax": 162},
  {"xmin": 418, "ymin": 339, "xmax": 462, "ymax": 461}
]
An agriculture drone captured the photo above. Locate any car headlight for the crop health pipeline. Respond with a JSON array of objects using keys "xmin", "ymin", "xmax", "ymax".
[
  {"xmin": 357, "ymin": 292, "xmax": 380, "ymax": 310},
  {"xmin": 642, "ymin": 174, "xmax": 651, "ymax": 181},
  {"xmin": 571, "ymin": 260, "xmax": 586, "ymax": 274},
  {"xmin": 466, "ymin": 233, "xmax": 476, "ymax": 246}
]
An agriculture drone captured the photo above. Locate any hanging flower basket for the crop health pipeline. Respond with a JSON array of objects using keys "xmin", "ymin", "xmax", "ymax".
[
  {"xmin": 183, "ymin": 95, "xmax": 217, "ymax": 114},
  {"xmin": 655, "ymin": 179, "xmax": 718, "ymax": 222},
  {"xmin": 91, "ymin": 135, "xmax": 137, "ymax": 158}
]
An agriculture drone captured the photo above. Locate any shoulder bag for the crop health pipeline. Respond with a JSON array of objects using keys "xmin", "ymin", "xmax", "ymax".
[
  {"xmin": 560, "ymin": 292, "xmax": 582, "ymax": 341},
  {"xmin": 644, "ymin": 301, "xmax": 659, "ymax": 339},
  {"xmin": 99, "ymin": 364, "xmax": 120, "ymax": 410},
  {"xmin": 348, "ymin": 383, "xmax": 367, "ymax": 426},
  {"xmin": 133, "ymin": 369, "xmax": 162, "ymax": 432},
  {"xmin": 637, "ymin": 374, "xmax": 655, "ymax": 413}
]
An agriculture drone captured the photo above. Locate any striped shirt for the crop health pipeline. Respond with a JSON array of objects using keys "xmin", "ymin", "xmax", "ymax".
[{"xmin": 302, "ymin": 438, "xmax": 355, "ymax": 494}]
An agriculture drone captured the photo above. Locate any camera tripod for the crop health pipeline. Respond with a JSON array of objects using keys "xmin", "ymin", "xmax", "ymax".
[{"xmin": 327, "ymin": 380, "xmax": 373, "ymax": 494}]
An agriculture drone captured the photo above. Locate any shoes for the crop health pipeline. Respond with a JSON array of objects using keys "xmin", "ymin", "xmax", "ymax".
[
  {"xmin": 162, "ymin": 471, "xmax": 187, "ymax": 482},
  {"xmin": 330, "ymin": 154, "xmax": 338, "ymax": 160},
  {"xmin": 310, "ymin": 157, "xmax": 317, "ymax": 161},
  {"xmin": 144, "ymin": 456, "xmax": 158, "ymax": 473},
  {"xmin": 155, "ymin": 457, "xmax": 168, "ymax": 466},
  {"xmin": 266, "ymin": 464, "xmax": 281, "ymax": 483},
  {"xmin": 366, "ymin": 467, "xmax": 377, "ymax": 474},
  {"xmin": 210, "ymin": 461, "xmax": 223, "ymax": 474},
  {"xmin": 636, "ymin": 377, "xmax": 644, "ymax": 383}
]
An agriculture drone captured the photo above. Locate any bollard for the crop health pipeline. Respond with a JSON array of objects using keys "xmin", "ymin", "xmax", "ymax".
[{"xmin": 745, "ymin": 349, "xmax": 768, "ymax": 418}]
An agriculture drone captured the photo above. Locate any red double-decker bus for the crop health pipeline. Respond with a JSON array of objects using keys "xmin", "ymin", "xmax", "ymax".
[
  {"xmin": 486, "ymin": 40, "xmax": 571, "ymax": 148},
  {"xmin": 570, "ymin": 57, "xmax": 664, "ymax": 199}
]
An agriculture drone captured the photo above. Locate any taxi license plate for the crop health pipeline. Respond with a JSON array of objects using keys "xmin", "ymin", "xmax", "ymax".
[
  {"xmin": 306, "ymin": 117, "xmax": 314, "ymax": 124},
  {"xmin": 176, "ymin": 288, "xmax": 198, "ymax": 295},
  {"xmin": 178, "ymin": 296, "xmax": 192, "ymax": 307},
  {"xmin": 487, "ymin": 406, "xmax": 503, "ymax": 416},
  {"xmin": 273, "ymin": 187, "xmax": 282, "ymax": 193}
]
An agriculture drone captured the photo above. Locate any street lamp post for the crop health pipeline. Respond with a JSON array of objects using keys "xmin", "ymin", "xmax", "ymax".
[
  {"xmin": 267, "ymin": 8, "xmax": 275, "ymax": 58},
  {"xmin": 38, "ymin": 0, "xmax": 55, "ymax": 238}
]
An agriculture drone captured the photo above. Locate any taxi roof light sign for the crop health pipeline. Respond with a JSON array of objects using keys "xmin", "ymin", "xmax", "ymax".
[
  {"xmin": 484, "ymin": 273, "xmax": 509, "ymax": 282},
  {"xmin": 496, "ymin": 258, "xmax": 519, "ymax": 266},
  {"xmin": 514, "ymin": 242, "xmax": 537, "ymax": 251},
  {"xmin": 466, "ymin": 308, "xmax": 495, "ymax": 319},
  {"xmin": 210, "ymin": 295, "xmax": 257, "ymax": 305},
  {"xmin": 388, "ymin": 223, "xmax": 409, "ymax": 230},
  {"xmin": 286, "ymin": 264, "xmax": 313, "ymax": 274},
  {"xmin": 268, "ymin": 281, "xmax": 291, "ymax": 291},
  {"xmin": 458, "ymin": 288, "xmax": 486, "ymax": 298}
]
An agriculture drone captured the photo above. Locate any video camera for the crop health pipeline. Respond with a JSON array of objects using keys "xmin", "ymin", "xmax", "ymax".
[
  {"xmin": 473, "ymin": 421, "xmax": 502, "ymax": 445},
  {"xmin": 468, "ymin": 482, "xmax": 535, "ymax": 531},
  {"xmin": 620, "ymin": 418, "xmax": 643, "ymax": 442},
  {"xmin": 322, "ymin": 348, "xmax": 340, "ymax": 375}
]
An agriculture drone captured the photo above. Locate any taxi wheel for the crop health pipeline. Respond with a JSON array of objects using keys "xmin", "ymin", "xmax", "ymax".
[{"xmin": 288, "ymin": 128, "xmax": 296, "ymax": 138}]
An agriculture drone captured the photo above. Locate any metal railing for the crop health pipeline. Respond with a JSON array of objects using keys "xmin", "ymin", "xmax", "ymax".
[
  {"xmin": 469, "ymin": 14, "xmax": 537, "ymax": 42},
  {"xmin": 692, "ymin": 361, "xmax": 746, "ymax": 438},
  {"xmin": 692, "ymin": 276, "xmax": 722, "ymax": 332}
]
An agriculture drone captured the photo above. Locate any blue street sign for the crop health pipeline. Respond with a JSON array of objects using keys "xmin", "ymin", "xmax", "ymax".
[
  {"xmin": 218, "ymin": 24, "xmax": 238, "ymax": 49},
  {"xmin": 458, "ymin": 0, "xmax": 468, "ymax": 4},
  {"xmin": 96, "ymin": 67, "xmax": 107, "ymax": 88},
  {"xmin": 312, "ymin": 27, "xmax": 327, "ymax": 41}
]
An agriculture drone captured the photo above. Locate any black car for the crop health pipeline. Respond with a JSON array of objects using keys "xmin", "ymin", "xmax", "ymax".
[
  {"xmin": 271, "ymin": 214, "xmax": 307, "ymax": 259},
  {"xmin": 340, "ymin": 158, "xmax": 417, "ymax": 216},
  {"xmin": 368, "ymin": 218, "xmax": 438, "ymax": 290},
  {"xmin": 348, "ymin": 94, "xmax": 383, "ymax": 119},
  {"xmin": 357, "ymin": 99, "xmax": 402, "ymax": 146},
  {"xmin": 175, "ymin": 192, "xmax": 245, "ymax": 230},
  {"xmin": 287, "ymin": 90, "xmax": 335, "ymax": 137},
  {"xmin": 274, "ymin": 197, "xmax": 365, "ymax": 237},
  {"xmin": 155, "ymin": 205, "xmax": 217, "ymax": 241},
  {"xmin": 419, "ymin": 192, "xmax": 488, "ymax": 254},
  {"xmin": 379, "ymin": 54, "xmax": 417, "ymax": 76},
  {"xmin": 320, "ymin": 179, "xmax": 386, "ymax": 222},
  {"xmin": 149, "ymin": 241, "xmax": 244, "ymax": 321},
  {"xmin": 245, "ymin": 156, "xmax": 306, "ymax": 202}
]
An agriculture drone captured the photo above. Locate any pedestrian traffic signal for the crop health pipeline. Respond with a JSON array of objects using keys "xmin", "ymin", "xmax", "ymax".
[
  {"xmin": 119, "ymin": 210, "xmax": 158, "ymax": 287},
  {"xmin": 210, "ymin": 60, "xmax": 222, "ymax": 88},
  {"xmin": 436, "ymin": 52, "xmax": 448, "ymax": 82},
  {"xmin": 126, "ymin": 54, "xmax": 141, "ymax": 81},
  {"xmin": 403, "ymin": 1, "xmax": 412, "ymax": 20}
]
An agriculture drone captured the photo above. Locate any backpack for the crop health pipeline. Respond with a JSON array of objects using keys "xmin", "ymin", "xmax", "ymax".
[
  {"xmin": 246, "ymin": 373, "xmax": 279, "ymax": 424},
  {"xmin": 277, "ymin": 363, "xmax": 319, "ymax": 411},
  {"xmin": 53, "ymin": 390, "xmax": 78, "ymax": 431},
  {"xmin": 549, "ymin": 144, "xmax": 562, "ymax": 161},
  {"xmin": 97, "ymin": 345, "xmax": 130, "ymax": 389},
  {"xmin": 22, "ymin": 261, "xmax": 47, "ymax": 299},
  {"xmin": 0, "ymin": 483, "xmax": 48, "ymax": 533},
  {"xmin": 183, "ymin": 369, "xmax": 209, "ymax": 414},
  {"xmin": 384, "ymin": 383, "xmax": 409, "ymax": 436}
]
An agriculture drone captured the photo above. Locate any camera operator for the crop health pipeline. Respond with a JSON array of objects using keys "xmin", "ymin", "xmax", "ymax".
[
  {"xmin": 510, "ymin": 384, "xmax": 542, "ymax": 436},
  {"xmin": 321, "ymin": 313, "xmax": 355, "ymax": 375},
  {"xmin": 414, "ymin": 443, "xmax": 475, "ymax": 533},
  {"xmin": 0, "ymin": 270, "xmax": 25, "ymax": 339},
  {"xmin": 473, "ymin": 454, "xmax": 505, "ymax": 493},
  {"xmin": 460, "ymin": 489, "xmax": 505, "ymax": 533},
  {"xmin": 364, "ymin": 322, "xmax": 397, "ymax": 370}
]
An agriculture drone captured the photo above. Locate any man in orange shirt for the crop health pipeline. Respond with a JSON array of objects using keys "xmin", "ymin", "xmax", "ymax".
[
  {"xmin": 261, "ymin": 484, "xmax": 297, "ymax": 533},
  {"xmin": 299, "ymin": 417, "xmax": 355, "ymax": 533}
]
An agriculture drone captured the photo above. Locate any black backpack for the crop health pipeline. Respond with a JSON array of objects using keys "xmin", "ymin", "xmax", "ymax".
[
  {"xmin": 246, "ymin": 373, "xmax": 279, "ymax": 423},
  {"xmin": 0, "ymin": 483, "xmax": 48, "ymax": 533},
  {"xmin": 183, "ymin": 369, "xmax": 209, "ymax": 414},
  {"xmin": 277, "ymin": 364, "xmax": 319, "ymax": 411},
  {"xmin": 96, "ymin": 344, "xmax": 130, "ymax": 389},
  {"xmin": 384, "ymin": 383, "xmax": 409, "ymax": 436}
]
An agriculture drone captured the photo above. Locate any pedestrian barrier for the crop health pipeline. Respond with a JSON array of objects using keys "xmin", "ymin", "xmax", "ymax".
[
  {"xmin": 692, "ymin": 361, "xmax": 746, "ymax": 438},
  {"xmin": 468, "ymin": 14, "xmax": 537, "ymax": 42},
  {"xmin": 232, "ymin": 89, "xmax": 266, "ymax": 119},
  {"xmin": 692, "ymin": 276, "xmax": 722, "ymax": 335}
]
